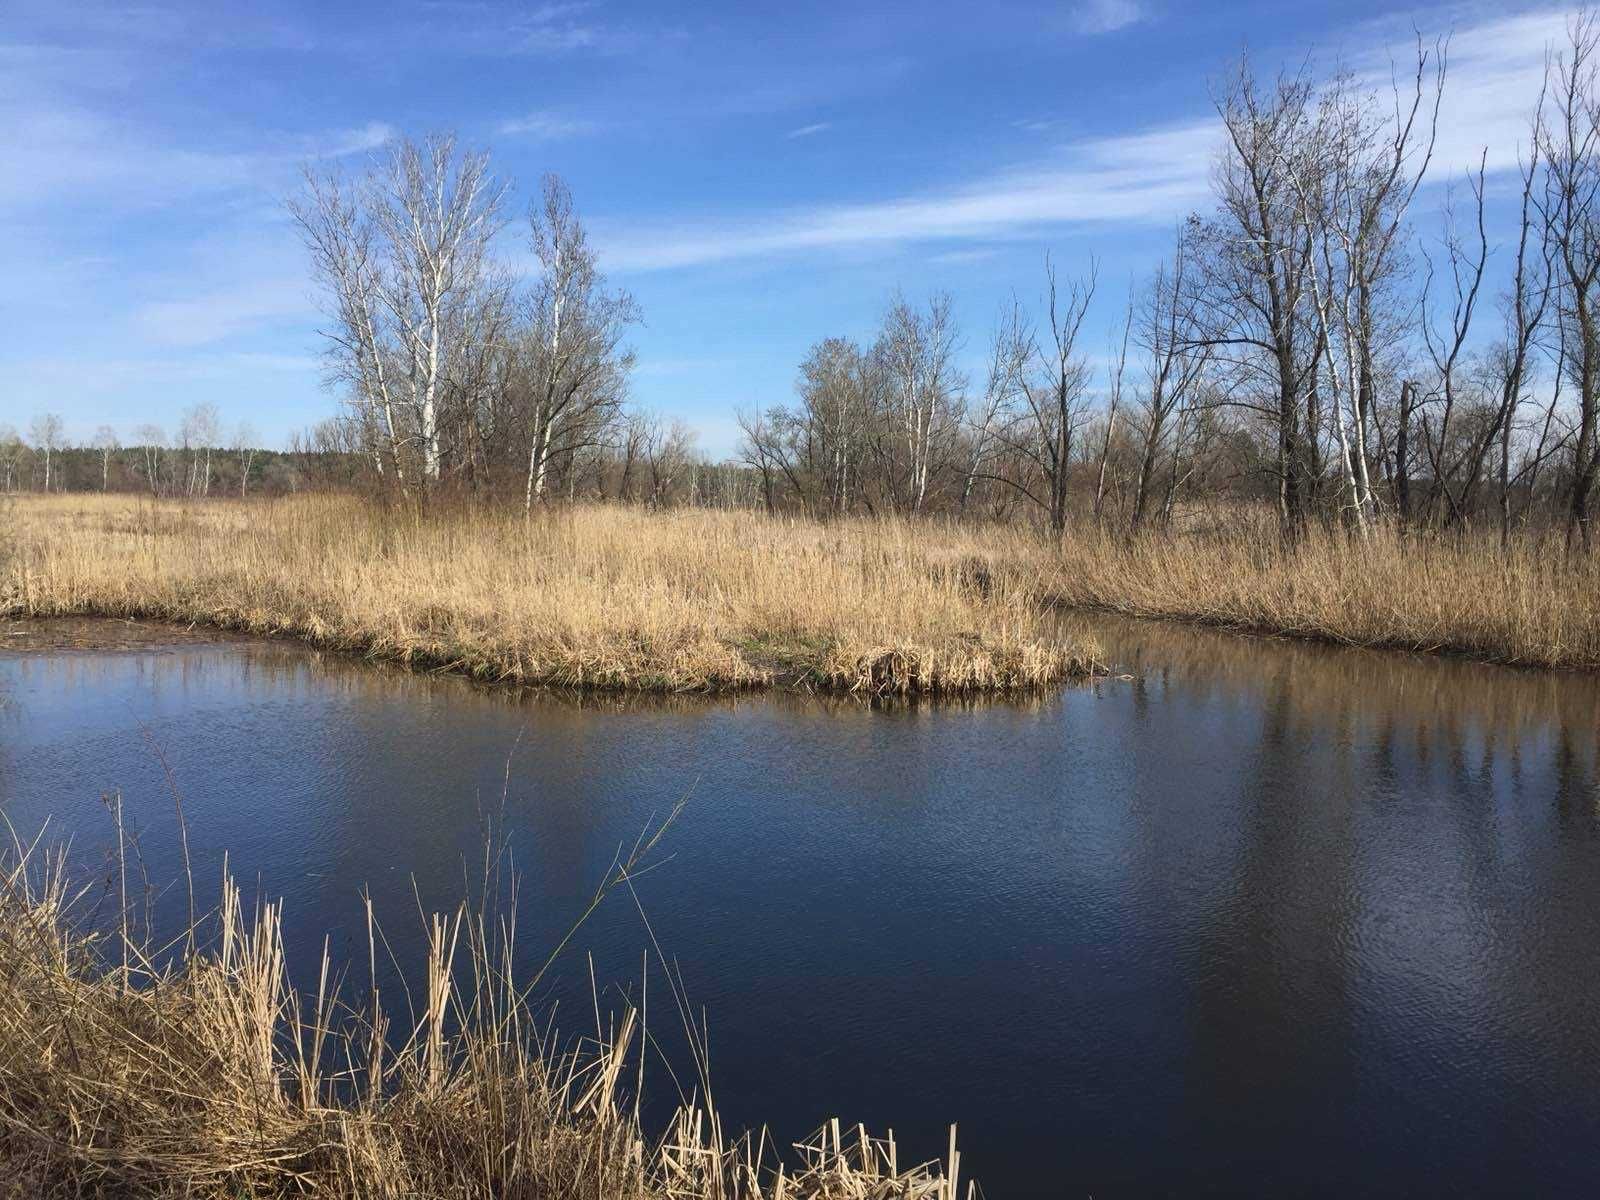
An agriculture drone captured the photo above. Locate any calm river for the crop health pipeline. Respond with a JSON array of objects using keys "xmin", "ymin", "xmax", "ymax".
[{"xmin": 3, "ymin": 616, "xmax": 1598, "ymax": 1196}]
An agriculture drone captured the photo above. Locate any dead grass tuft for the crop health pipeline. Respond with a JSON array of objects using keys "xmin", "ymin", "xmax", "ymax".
[
  {"xmin": 1046, "ymin": 515, "xmax": 1600, "ymax": 669},
  {"xmin": 0, "ymin": 832, "xmax": 965, "ymax": 1199},
  {"xmin": 1, "ymin": 493, "xmax": 1099, "ymax": 695}
]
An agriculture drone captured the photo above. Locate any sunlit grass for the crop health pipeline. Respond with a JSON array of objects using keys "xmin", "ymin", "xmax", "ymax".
[
  {"xmin": 1047, "ymin": 512, "xmax": 1600, "ymax": 669},
  {"xmin": 0, "ymin": 826, "xmax": 960, "ymax": 1199},
  {"xmin": 2, "ymin": 493, "xmax": 1099, "ymax": 695}
]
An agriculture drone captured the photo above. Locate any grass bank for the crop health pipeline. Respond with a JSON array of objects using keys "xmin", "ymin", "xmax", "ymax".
[
  {"xmin": 1047, "ymin": 515, "xmax": 1600, "ymax": 670},
  {"xmin": 0, "ymin": 838, "xmax": 959, "ymax": 1199},
  {"xmin": 0, "ymin": 494, "xmax": 1097, "ymax": 695},
  {"xmin": 6, "ymin": 493, "xmax": 1595, "ymax": 681}
]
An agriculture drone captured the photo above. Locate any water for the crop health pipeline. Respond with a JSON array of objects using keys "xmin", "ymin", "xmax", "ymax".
[{"xmin": 3, "ymin": 617, "xmax": 1599, "ymax": 1196}]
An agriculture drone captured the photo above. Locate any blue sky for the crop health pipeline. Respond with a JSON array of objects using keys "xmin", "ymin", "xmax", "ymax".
[{"xmin": 1, "ymin": 0, "xmax": 1574, "ymax": 456}]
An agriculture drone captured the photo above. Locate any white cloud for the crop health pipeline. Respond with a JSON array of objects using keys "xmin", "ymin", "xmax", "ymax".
[
  {"xmin": 131, "ymin": 278, "xmax": 311, "ymax": 348},
  {"xmin": 597, "ymin": 118, "xmax": 1219, "ymax": 272},
  {"xmin": 1357, "ymin": 8, "xmax": 1569, "ymax": 180},
  {"xmin": 927, "ymin": 248, "xmax": 1001, "ymax": 266},
  {"xmin": 496, "ymin": 111, "xmax": 600, "ymax": 139},
  {"xmin": 786, "ymin": 122, "xmax": 832, "ymax": 139},
  {"xmin": 596, "ymin": 5, "xmax": 1575, "ymax": 275},
  {"xmin": 1070, "ymin": 0, "xmax": 1146, "ymax": 36}
]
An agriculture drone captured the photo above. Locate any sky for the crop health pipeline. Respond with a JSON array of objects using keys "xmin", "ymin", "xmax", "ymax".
[{"xmin": 0, "ymin": 0, "xmax": 1580, "ymax": 457}]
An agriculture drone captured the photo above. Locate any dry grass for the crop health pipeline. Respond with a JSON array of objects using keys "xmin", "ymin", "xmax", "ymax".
[
  {"xmin": 0, "ymin": 829, "xmax": 964, "ymax": 1200},
  {"xmin": 0, "ymin": 493, "xmax": 1097, "ymax": 696},
  {"xmin": 6, "ymin": 492, "xmax": 1594, "ymax": 680},
  {"xmin": 1046, "ymin": 513, "xmax": 1600, "ymax": 670}
]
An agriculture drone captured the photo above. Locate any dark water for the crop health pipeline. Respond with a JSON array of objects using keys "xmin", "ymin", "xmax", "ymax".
[{"xmin": 4, "ymin": 618, "xmax": 1600, "ymax": 1197}]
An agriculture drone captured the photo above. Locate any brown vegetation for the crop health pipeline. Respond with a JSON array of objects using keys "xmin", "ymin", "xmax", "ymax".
[
  {"xmin": 0, "ymin": 832, "xmax": 961, "ymax": 1199},
  {"xmin": 5, "ymin": 492, "xmax": 1599, "ymax": 679},
  {"xmin": 1048, "ymin": 513, "xmax": 1600, "ymax": 670},
  {"xmin": 0, "ymin": 493, "xmax": 1098, "ymax": 695}
]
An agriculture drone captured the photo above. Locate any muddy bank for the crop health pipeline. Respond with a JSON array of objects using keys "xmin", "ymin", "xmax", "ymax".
[{"xmin": 0, "ymin": 616, "xmax": 265, "ymax": 654}]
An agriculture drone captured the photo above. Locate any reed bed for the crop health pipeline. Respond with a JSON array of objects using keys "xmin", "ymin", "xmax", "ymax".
[
  {"xmin": 5, "ymin": 492, "xmax": 1595, "ymax": 679},
  {"xmin": 0, "ymin": 832, "xmax": 963, "ymax": 1200},
  {"xmin": 0, "ymin": 494, "xmax": 1097, "ymax": 695},
  {"xmin": 1046, "ymin": 514, "xmax": 1600, "ymax": 670}
]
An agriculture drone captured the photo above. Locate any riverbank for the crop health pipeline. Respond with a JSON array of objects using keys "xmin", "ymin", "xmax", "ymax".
[
  {"xmin": 1, "ymin": 494, "xmax": 1098, "ymax": 695},
  {"xmin": 0, "ymin": 842, "xmax": 953, "ymax": 1199},
  {"xmin": 1048, "ymin": 516, "xmax": 1600, "ymax": 670},
  {"xmin": 5, "ymin": 494, "xmax": 1596, "ymax": 682}
]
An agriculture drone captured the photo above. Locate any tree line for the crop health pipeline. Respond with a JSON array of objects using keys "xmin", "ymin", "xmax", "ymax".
[
  {"xmin": 22, "ymin": 12, "xmax": 1600, "ymax": 550},
  {"xmin": 0, "ymin": 405, "xmax": 301, "ymax": 497},
  {"xmin": 742, "ymin": 15, "xmax": 1600, "ymax": 552}
]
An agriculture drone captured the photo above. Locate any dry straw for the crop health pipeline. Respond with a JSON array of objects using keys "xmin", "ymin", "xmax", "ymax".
[
  {"xmin": 2, "ymin": 493, "xmax": 1100, "ymax": 695},
  {"xmin": 0, "ymin": 817, "xmax": 966, "ymax": 1199}
]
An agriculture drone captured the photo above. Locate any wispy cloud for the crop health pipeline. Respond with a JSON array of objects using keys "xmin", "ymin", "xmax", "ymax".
[
  {"xmin": 927, "ymin": 247, "xmax": 1001, "ymax": 266},
  {"xmin": 131, "ymin": 278, "xmax": 311, "ymax": 348},
  {"xmin": 1350, "ymin": 8, "xmax": 1567, "ymax": 180},
  {"xmin": 597, "ymin": 5, "xmax": 1572, "ymax": 274},
  {"xmin": 598, "ymin": 119, "xmax": 1219, "ymax": 271},
  {"xmin": 496, "ymin": 110, "xmax": 601, "ymax": 139},
  {"xmin": 786, "ymin": 122, "xmax": 832, "ymax": 139},
  {"xmin": 411, "ymin": 0, "xmax": 653, "ymax": 58},
  {"xmin": 1069, "ymin": 0, "xmax": 1146, "ymax": 36}
]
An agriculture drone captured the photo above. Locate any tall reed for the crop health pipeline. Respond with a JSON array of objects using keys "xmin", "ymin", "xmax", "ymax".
[
  {"xmin": 0, "ymin": 830, "xmax": 963, "ymax": 1199},
  {"xmin": 1046, "ymin": 515, "xmax": 1600, "ymax": 669},
  {"xmin": 2, "ymin": 493, "xmax": 1097, "ymax": 695}
]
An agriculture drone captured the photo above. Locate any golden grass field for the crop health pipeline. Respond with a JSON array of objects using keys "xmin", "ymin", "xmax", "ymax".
[
  {"xmin": 0, "ymin": 832, "xmax": 958, "ymax": 1199},
  {"xmin": 1048, "ymin": 512, "xmax": 1600, "ymax": 670},
  {"xmin": 5, "ymin": 492, "xmax": 1598, "ymax": 685},
  {"xmin": 0, "ymin": 493, "xmax": 1097, "ymax": 694}
]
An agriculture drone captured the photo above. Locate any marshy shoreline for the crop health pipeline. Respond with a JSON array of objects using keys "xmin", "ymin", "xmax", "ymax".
[
  {"xmin": 2, "ymin": 493, "xmax": 1105, "ymax": 697},
  {"xmin": 7, "ymin": 493, "xmax": 1600, "ymax": 692}
]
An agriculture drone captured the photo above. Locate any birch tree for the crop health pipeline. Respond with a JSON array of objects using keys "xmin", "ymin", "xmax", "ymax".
[
  {"xmin": 875, "ymin": 293, "xmax": 963, "ymax": 514},
  {"xmin": 134, "ymin": 425, "xmax": 166, "ymax": 495},
  {"xmin": 520, "ymin": 174, "xmax": 638, "ymax": 510},
  {"xmin": 180, "ymin": 403, "xmax": 219, "ymax": 497},
  {"xmin": 0, "ymin": 425, "xmax": 23, "ymax": 493},
  {"xmin": 291, "ymin": 133, "xmax": 509, "ymax": 491},
  {"xmin": 1537, "ymin": 11, "xmax": 1600, "ymax": 553},
  {"xmin": 1282, "ymin": 44, "xmax": 1444, "ymax": 534},
  {"xmin": 233, "ymin": 422, "xmax": 259, "ymax": 497},
  {"xmin": 93, "ymin": 425, "xmax": 119, "ymax": 492},
  {"xmin": 28, "ymin": 413, "xmax": 62, "ymax": 493}
]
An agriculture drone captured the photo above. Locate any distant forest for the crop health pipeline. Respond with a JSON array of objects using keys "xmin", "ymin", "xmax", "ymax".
[{"xmin": 18, "ymin": 15, "xmax": 1600, "ymax": 550}]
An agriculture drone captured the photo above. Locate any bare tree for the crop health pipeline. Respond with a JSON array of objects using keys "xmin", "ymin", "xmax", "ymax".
[
  {"xmin": 520, "ymin": 174, "xmax": 638, "ymax": 511},
  {"xmin": 1538, "ymin": 12, "xmax": 1600, "ymax": 552},
  {"xmin": 1094, "ymin": 294, "xmax": 1134, "ymax": 525},
  {"xmin": 134, "ymin": 424, "xmax": 167, "ymax": 495},
  {"xmin": 992, "ymin": 258, "xmax": 1097, "ymax": 533},
  {"xmin": 291, "ymin": 133, "xmax": 510, "ymax": 490},
  {"xmin": 1492, "ymin": 106, "xmax": 1555, "ymax": 546},
  {"xmin": 874, "ymin": 292, "xmax": 964, "ymax": 514},
  {"xmin": 180, "ymin": 403, "xmax": 220, "ymax": 497},
  {"xmin": 1130, "ymin": 234, "xmax": 1211, "ymax": 533},
  {"xmin": 0, "ymin": 425, "xmax": 23, "ymax": 493},
  {"xmin": 92, "ymin": 425, "xmax": 120, "ymax": 492},
  {"xmin": 233, "ymin": 422, "xmax": 260, "ymax": 497},
  {"xmin": 1419, "ymin": 155, "xmax": 1490, "ymax": 527},
  {"xmin": 962, "ymin": 300, "xmax": 1031, "ymax": 512},
  {"xmin": 638, "ymin": 413, "xmax": 696, "ymax": 508},
  {"xmin": 1282, "ymin": 42, "xmax": 1444, "ymax": 534},
  {"xmin": 28, "ymin": 413, "xmax": 63, "ymax": 493},
  {"xmin": 1199, "ymin": 60, "xmax": 1322, "ymax": 541}
]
